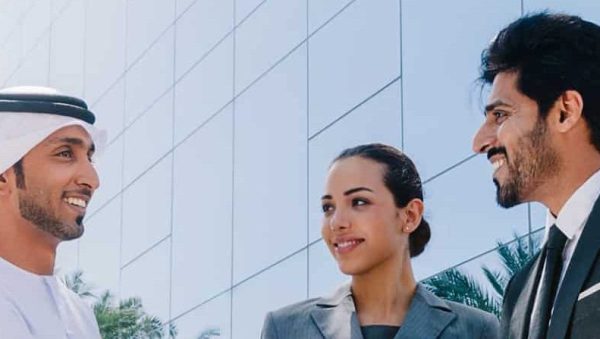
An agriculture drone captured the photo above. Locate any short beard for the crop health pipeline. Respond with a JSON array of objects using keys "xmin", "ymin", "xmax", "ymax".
[
  {"xmin": 495, "ymin": 118, "xmax": 560, "ymax": 208},
  {"xmin": 18, "ymin": 193, "xmax": 84, "ymax": 241}
]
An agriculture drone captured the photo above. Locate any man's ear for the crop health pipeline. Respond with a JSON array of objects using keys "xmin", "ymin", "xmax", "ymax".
[
  {"xmin": 0, "ymin": 171, "xmax": 10, "ymax": 196},
  {"xmin": 555, "ymin": 90, "xmax": 584, "ymax": 133}
]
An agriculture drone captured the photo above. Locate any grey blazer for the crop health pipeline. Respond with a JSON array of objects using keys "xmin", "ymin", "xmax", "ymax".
[{"xmin": 261, "ymin": 283, "xmax": 499, "ymax": 339}]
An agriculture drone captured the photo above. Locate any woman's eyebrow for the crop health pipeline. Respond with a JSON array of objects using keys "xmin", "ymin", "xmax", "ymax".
[
  {"xmin": 344, "ymin": 187, "xmax": 373, "ymax": 195},
  {"xmin": 321, "ymin": 187, "xmax": 374, "ymax": 200}
]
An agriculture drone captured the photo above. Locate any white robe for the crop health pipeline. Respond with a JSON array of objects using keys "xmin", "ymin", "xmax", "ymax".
[{"xmin": 0, "ymin": 257, "xmax": 101, "ymax": 339}]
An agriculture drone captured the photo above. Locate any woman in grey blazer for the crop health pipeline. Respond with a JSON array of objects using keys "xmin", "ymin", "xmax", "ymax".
[{"xmin": 261, "ymin": 143, "xmax": 499, "ymax": 339}]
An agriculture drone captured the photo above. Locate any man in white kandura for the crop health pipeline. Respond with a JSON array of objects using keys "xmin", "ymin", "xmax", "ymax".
[{"xmin": 0, "ymin": 86, "xmax": 105, "ymax": 338}]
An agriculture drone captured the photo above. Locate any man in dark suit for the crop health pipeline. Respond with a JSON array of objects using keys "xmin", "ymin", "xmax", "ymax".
[{"xmin": 472, "ymin": 12, "xmax": 600, "ymax": 339}]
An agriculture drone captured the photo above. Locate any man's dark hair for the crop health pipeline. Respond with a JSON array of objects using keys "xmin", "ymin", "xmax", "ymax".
[
  {"xmin": 334, "ymin": 143, "xmax": 430, "ymax": 257},
  {"xmin": 12, "ymin": 159, "xmax": 26, "ymax": 189},
  {"xmin": 480, "ymin": 12, "xmax": 600, "ymax": 151}
]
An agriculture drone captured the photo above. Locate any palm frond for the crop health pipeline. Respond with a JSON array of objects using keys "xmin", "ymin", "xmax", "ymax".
[
  {"xmin": 63, "ymin": 271, "xmax": 177, "ymax": 338},
  {"xmin": 423, "ymin": 268, "xmax": 501, "ymax": 316},
  {"xmin": 62, "ymin": 270, "xmax": 96, "ymax": 300},
  {"xmin": 198, "ymin": 328, "xmax": 221, "ymax": 339},
  {"xmin": 482, "ymin": 266, "xmax": 506, "ymax": 298},
  {"xmin": 423, "ymin": 233, "xmax": 541, "ymax": 318}
]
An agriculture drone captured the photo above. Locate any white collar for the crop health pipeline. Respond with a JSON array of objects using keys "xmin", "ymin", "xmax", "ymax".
[
  {"xmin": 544, "ymin": 168, "xmax": 600, "ymax": 240},
  {"xmin": 0, "ymin": 255, "xmax": 54, "ymax": 282}
]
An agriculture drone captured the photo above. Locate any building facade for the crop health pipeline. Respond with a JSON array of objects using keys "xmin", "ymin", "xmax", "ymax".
[{"xmin": 1, "ymin": 0, "xmax": 598, "ymax": 337}]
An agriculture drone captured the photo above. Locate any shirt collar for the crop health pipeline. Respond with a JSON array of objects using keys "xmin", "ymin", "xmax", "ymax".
[{"xmin": 545, "ymin": 168, "xmax": 600, "ymax": 240}]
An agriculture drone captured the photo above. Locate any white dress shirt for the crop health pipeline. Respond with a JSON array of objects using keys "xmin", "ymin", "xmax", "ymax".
[
  {"xmin": 544, "ymin": 168, "xmax": 600, "ymax": 285},
  {"xmin": 530, "ymin": 168, "xmax": 600, "ymax": 328},
  {"xmin": 0, "ymin": 257, "xmax": 101, "ymax": 339}
]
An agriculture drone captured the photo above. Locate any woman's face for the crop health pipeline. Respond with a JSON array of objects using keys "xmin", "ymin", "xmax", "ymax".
[{"xmin": 321, "ymin": 156, "xmax": 408, "ymax": 276}]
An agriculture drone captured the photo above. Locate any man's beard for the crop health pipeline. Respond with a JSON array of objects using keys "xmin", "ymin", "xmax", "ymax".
[
  {"xmin": 18, "ymin": 192, "xmax": 84, "ymax": 241},
  {"xmin": 494, "ymin": 118, "xmax": 560, "ymax": 208}
]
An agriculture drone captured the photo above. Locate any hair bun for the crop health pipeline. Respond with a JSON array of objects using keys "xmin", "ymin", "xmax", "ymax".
[{"xmin": 409, "ymin": 218, "xmax": 431, "ymax": 257}]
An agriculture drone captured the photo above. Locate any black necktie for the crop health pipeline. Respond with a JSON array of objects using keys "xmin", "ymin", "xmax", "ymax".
[{"xmin": 529, "ymin": 225, "xmax": 568, "ymax": 339}]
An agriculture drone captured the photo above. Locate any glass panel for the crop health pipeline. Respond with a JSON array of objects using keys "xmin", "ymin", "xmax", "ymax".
[
  {"xmin": 123, "ymin": 90, "xmax": 173, "ymax": 186},
  {"xmin": 49, "ymin": 0, "xmax": 85, "ymax": 97},
  {"xmin": 21, "ymin": 0, "xmax": 50, "ymax": 55},
  {"xmin": 55, "ymin": 240, "xmax": 79, "ymax": 277},
  {"xmin": 121, "ymin": 155, "xmax": 172, "ymax": 264},
  {"xmin": 0, "ymin": 1, "xmax": 31, "ymax": 44},
  {"xmin": 175, "ymin": 0, "xmax": 195, "ymax": 17},
  {"xmin": 174, "ymin": 35, "xmax": 233, "ymax": 144},
  {"xmin": 0, "ymin": 28, "xmax": 23, "ymax": 84},
  {"xmin": 125, "ymin": 28, "xmax": 174, "ymax": 125},
  {"xmin": 126, "ymin": 0, "xmax": 175, "ymax": 66},
  {"xmin": 232, "ymin": 250, "xmax": 307, "ymax": 339},
  {"xmin": 308, "ymin": 0, "xmax": 400, "ymax": 136},
  {"xmin": 5, "ymin": 35, "xmax": 49, "ymax": 87},
  {"xmin": 530, "ymin": 202, "xmax": 547, "ymax": 232},
  {"xmin": 524, "ymin": 1, "xmax": 600, "ymax": 24},
  {"xmin": 173, "ymin": 292, "xmax": 231, "ymax": 339},
  {"xmin": 79, "ymin": 198, "xmax": 122, "ymax": 295},
  {"xmin": 175, "ymin": 0, "xmax": 233, "ymax": 79},
  {"xmin": 84, "ymin": 0, "xmax": 126, "ymax": 103},
  {"xmin": 308, "ymin": 0, "xmax": 353, "ymax": 34},
  {"xmin": 233, "ymin": 46, "xmax": 307, "ymax": 283},
  {"xmin": 51, "ymin": 0, "xmax": 70, "ymax": 18},
  {"xmin": 235, "ymin": 0, "xmax": 265, "ymax": 24},
  {"xmin": 171, "ymin": 107, "xmax": 233, "ymax": 317},
  {"xmin": 234, "ymin": 0, "xmax": 306, "ymax": 94},
  {"xmin": 121, "ymin": 239, "xmax": 171, "ymax": 321}
]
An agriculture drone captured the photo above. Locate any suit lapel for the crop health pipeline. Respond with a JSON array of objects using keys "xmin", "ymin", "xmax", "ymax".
[
  {"xmin": 311, "ymin": 284, "xmax": 363, "ymax": 339},
  {"xmin": 508, "ymin": 252, "xmax": 544, "ymax": 338},
  {"xmin": 394, "ymin": 285, "xmax": 455, "ymax": 339},
  {"xmin": 310, "ymin": 284, "xmax": 456, "ymax": 339},
  {"xmin": 547, "ymin": 197, "xmax": 600, "ymax": 338}
]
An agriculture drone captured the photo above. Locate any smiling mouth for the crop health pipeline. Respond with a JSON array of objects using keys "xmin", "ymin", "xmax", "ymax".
[
  {"xmin": 492, "ymin": 158, "xmax": 505, "ymax": 171},
  {"xmin": 64, "ymin": 197, "xmax": 87, "ymax": 209},
  {"xmin": 334, "ymin": 239, "xmax": 365, "ymax": 254},
  {"xmin": 335, "ymin": 239, "xmax": 363, "ymax": 248}
]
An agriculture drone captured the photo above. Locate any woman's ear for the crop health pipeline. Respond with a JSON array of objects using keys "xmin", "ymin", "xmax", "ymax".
[{"xmin": 400, "ymin": 198, "xmax": 424, "ymax": 233}]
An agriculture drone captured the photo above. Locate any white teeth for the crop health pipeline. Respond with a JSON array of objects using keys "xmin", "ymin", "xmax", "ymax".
[
  {"xmin": 492, "ymin": 159, "xmax": 505, "ymax": 171},
  {"xmin": 336, "ymin": 240, "xmax": 361, "ymax": 249},
  {"xmin": 64, "ymin": 197, "xmax": 86, "ymax": 208}
]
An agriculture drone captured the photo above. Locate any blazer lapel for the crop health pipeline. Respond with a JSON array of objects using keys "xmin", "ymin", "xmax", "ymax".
[
  {"xmin": 395, "ymin": 285, "xmax": 456, "ymax": 339},
  {"xmin": 509, "ymin": 252, "xmax": 544, "ymax": 338},
  {"xmin": 547, "ymin": 197, "xmax": 600, "ymax": 339},
  {"xmin": 311, "ymin": 284, "xmax": 363, "ymax": 339}
]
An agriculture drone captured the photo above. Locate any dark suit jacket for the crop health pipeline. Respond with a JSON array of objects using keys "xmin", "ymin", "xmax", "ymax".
[
  {"xmin": 261, "ymin": 283, "xmax": 499, "ymax": 339},
  {"xmin": 500, "ymin": 197, "xmax": 600, "ymax": 338}
]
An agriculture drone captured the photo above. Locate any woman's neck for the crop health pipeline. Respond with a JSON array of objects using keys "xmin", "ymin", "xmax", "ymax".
[{"xmin": 351, "ymin": 252, "xmax": 417, "ymax": 326}]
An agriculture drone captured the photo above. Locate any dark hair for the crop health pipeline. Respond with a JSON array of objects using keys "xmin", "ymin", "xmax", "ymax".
[
  {"xmin": 334, "ymin": 143, "xmax": 430, "ymax": 257},
  {"xmin": 480, "ymin": 12, "xmax": 600, "ymax": 151},
  {"xmin": 12, "ymin": 159, "xmax": 26, "ymax": 189}
]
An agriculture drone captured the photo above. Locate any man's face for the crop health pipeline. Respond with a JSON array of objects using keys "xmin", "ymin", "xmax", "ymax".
[
  {"xmin": 472, "ymin": 72, "xmax": 560, "ymax": 207},
  {"xmin": 12, "ymin": 125, "xmax": 99, "ymax": 240}
]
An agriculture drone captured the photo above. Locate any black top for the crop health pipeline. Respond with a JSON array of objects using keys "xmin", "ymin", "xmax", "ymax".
[
  {"xmin": 0, "ymin": 91, "xmax": 95, "ymax": 124},
  {"xmin": 360, "ymin": 325, "xmax": 400, "ymax": 339}
]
